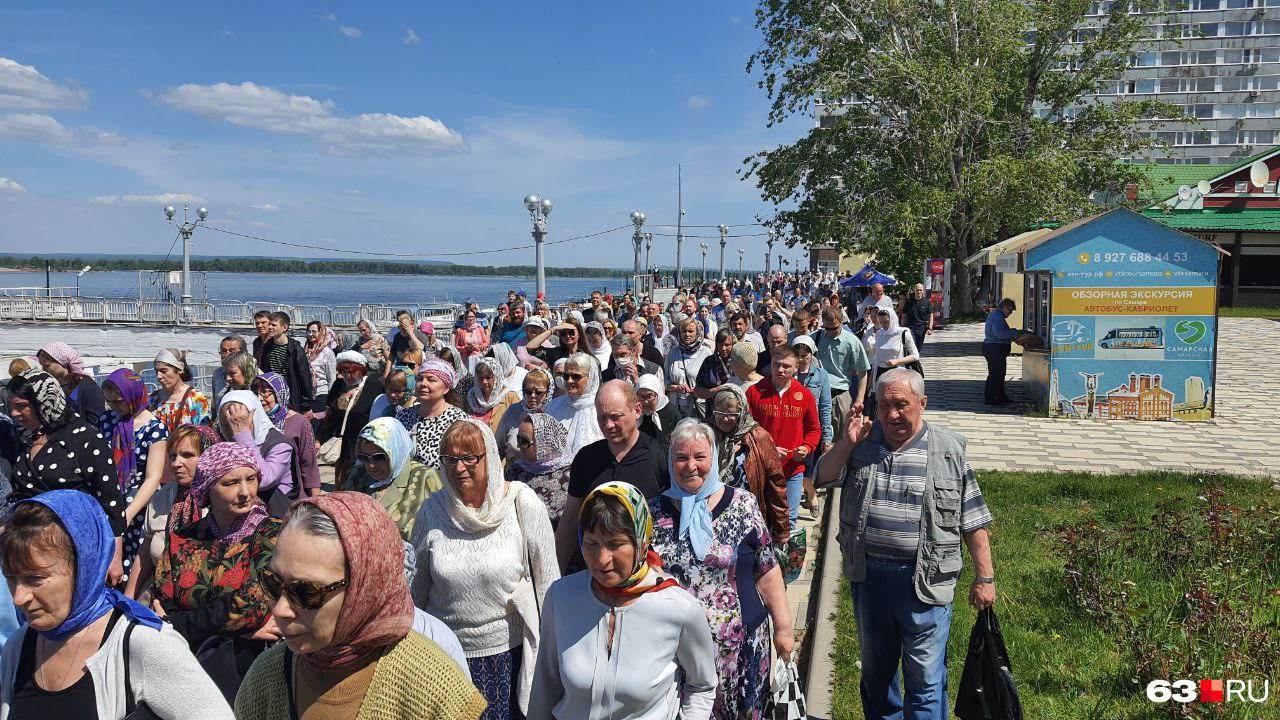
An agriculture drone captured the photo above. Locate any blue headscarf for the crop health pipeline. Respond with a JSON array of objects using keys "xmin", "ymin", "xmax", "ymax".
[
  {"xmin": 19, "ymin": 490, "xmax": 163, "ymax": 639},
  {"xmin": 357, "ymin": 417, "xmax": 413, "ymax": 489},
  {"xmin": 662, "ymin": 425, "xmax": 725, "ymax": 561}
]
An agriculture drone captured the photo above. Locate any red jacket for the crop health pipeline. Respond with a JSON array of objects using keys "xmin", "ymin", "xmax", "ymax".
[{"xmin": 746, "ymin": 378, "xmax": 821, "ymax": 478}]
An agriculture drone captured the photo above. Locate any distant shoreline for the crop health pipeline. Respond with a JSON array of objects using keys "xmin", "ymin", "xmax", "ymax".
[{"xmin": 0, "ymin": 256, "xmax": 632, "ymax": 279}]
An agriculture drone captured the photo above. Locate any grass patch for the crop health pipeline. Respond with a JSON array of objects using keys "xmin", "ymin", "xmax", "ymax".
[
  {"xmin": 830, "ymin": 471, "xmax": 1279, "ymax": 720},
  {"xmin": 1220, "ymin": 306, "xmax": 1280, "ymax": 318}
]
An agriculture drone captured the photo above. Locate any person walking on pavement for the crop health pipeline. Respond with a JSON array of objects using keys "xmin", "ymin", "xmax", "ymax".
[{"xmin": 900, "ymin": 283, "xmax": 934, "ymax": 350}]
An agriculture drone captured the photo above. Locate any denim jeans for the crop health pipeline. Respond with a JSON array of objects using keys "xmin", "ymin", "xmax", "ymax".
[
  {"xmin": 786, "ymin": 472, "xmax": 804, "ymax": 527},
  {"xmin": 851, "ymin": 555, "xmax": 952, "ymax": 720}
]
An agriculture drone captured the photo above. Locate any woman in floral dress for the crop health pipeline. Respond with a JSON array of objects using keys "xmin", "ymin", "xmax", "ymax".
[
  {"xmin": 154, "ymin": 442, "xmax": 282, "ymax": 700},
  {"xmin": 649, "ymin": 419, "xmax": 795, "ymax": 720},
  {"xmin": 149, "ymin": 347, "xmax": 211, "ymax": 432},
  {"xmin": 99, "ymin": 368, "xmax": 169, "ymax": 584}
]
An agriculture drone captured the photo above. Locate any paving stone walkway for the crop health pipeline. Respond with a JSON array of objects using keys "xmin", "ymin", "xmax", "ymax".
[{"xmin": 920, "ymin": 316, "xmax": 1279, "ymax": 478}]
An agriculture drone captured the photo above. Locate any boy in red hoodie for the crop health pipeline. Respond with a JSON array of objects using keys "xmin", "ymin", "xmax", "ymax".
[{"xmin": 747, "ymin": 345, "xmax": 821, "ymax": 527}]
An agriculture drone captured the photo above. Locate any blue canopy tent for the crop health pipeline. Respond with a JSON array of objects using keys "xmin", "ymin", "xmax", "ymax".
[{"xmin": 840, "ymin": 264, "xmax": 898, "ymax": 288}]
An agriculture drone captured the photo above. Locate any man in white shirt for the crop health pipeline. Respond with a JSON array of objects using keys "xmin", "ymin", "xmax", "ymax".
[{"xmin": 857, "ymin": 283, "xmax": 896, "ymax": 317}]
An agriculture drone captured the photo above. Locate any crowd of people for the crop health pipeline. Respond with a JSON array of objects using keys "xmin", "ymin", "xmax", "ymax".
[{"xmin": 0, "ymin": 269, "xmax": 998, "ymax": 720}]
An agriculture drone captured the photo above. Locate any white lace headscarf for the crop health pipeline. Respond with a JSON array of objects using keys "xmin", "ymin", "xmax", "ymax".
[{"xmin": 541, "ymin": 352, "xmax": 603, "ymax": 454}]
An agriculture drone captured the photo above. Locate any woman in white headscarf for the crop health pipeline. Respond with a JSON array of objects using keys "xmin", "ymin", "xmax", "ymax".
[
  {"xmin": 217, "ymin": 390, "xmax": 298, "ymax": 516},
  {"xmin": 647, "ymin": 314, "xmax": 674, "ymax": 359},
  {"xmin": 637, "ymin": 374, "xmax": 681, "ymax": 451},
  {"xmin": 465, "ymin": 357, "xmax": 520, "ymax": 434},
  {"xmin": 583, "ymin": 321, "xmax": 612, "ymax": 371},
  {"xmin": 540, "ymin": 352, "xmax": 603, "ymax": 456},
  {"xmin": 486, "ymin": 342, "xmax": 527, "ymax": 401},
  {"xmin": 411, "ymin": 419, "xmax": 560, "ymax": 718},
  {"xmin": 870, "ymin": 306, "xmax": 919, "ymax": 387}
]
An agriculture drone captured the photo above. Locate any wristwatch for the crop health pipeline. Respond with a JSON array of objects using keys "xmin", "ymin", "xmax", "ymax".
[{"xmin": 974, "ymin": 576, "xmax": 995, "ymax": 584}]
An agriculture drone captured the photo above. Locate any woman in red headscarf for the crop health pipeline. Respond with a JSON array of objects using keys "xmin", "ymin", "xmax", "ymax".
[
  {"xmin": 235, "ymin": 492, "xmax": 486, "ymax": 720},
  {"xmin": 38, "ymin": 341, "xmax": 106, "ymax": 426}
]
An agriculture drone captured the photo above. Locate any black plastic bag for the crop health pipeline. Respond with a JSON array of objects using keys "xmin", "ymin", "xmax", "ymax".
[{"xmin": 954, "ymin": 608, "xmax": 1023, "ymax": 720}]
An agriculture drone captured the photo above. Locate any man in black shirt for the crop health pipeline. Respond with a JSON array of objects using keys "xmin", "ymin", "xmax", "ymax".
[
  {"xmin": 621, "ymin": 319, "xmax": 664, "ymax": 369},
  {"xmin": 556, "ymin": 380, "xmax": 669, "ymax": 572},
  {"xmin": 901, "ymin": 282, "xmax": 935, "ymax": 349}
]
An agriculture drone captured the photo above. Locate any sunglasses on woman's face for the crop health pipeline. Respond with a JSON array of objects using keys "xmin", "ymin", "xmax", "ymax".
[
  {"xmin": 564, "ymin": 372, "xmax": 586, "ymax": 382},
  {"xmin": 259, "ymin": 567, "xmax": 347, "ymax": 611},
  {"xmin": 523, "ymin": 388, "xmax": 547, "ymax": 398},
  {"xmin": 516, "ymin": 436, "xmax": 534, "ymax": 449},
  {"xmin": 356, "ymin": 452, "xmax": 389, "ymax": 465},
  {"xmin": 442, "ymin": 453, "xmax": 484, "ymax": 468}
]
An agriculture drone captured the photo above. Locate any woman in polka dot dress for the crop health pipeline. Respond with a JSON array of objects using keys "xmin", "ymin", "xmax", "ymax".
[
  {"xmin": 5, "ymin": 368, "xmax": 128, "ymax": 584},
  {"xmin": 99, "ymin": 368, "xmax": 169, "ymax": 584}
]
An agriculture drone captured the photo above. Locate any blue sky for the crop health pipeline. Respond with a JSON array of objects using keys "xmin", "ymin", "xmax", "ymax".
[{"xmin": 0, "ymin": 2, "xmax": 810, "ymax": 270}]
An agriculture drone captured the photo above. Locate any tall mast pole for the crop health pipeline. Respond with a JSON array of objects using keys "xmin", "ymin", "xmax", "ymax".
[{"xmin": 675, "ymin": 165, "xmax": 684, "ymax": 290}]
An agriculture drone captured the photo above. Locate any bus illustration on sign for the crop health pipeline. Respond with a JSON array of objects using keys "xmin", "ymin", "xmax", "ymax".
[{"xmin": 1099, "ymin": 326, "xmax": 1164, "ymax": 350}]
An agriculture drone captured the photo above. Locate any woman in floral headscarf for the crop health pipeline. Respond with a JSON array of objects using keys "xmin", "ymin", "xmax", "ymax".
[
  {"xmin": 465, "ymin": 358, "xmax": 520, "ymax": 433},
  {"xmin": 37, "ymin": 341, "xmax": 106, "ymax": 426},
  {"xmin": 99, "ymin": 368, "xmax": 169, "ymax": 583},
  {"xmin": 153, "ymin": 442, "xmax": 284, "ymax": 700},
  {"xmin": 504, "ymin": 412, "xmax": 573, "ymax": 528},
  {"xmin": 494, "ymin": 367, "xmax": 552, "ymax": 462},
  {"xmin": 347, "ymin": 417, "xmax": 440, "ymax": 539},
  {"xmin": 528, "ymin": 481, "xmax": 717, "ymax": 720}
]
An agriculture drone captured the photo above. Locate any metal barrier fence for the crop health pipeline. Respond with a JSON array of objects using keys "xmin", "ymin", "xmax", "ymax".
[{"xmin": 0, "ymin": 296, "xmax": 464, "ymax": 328}]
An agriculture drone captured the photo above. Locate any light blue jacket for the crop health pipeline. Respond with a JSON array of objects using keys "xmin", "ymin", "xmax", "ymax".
[{"xmin": 797, "ymin": 363, "xmax": 834, "ymax": 445}]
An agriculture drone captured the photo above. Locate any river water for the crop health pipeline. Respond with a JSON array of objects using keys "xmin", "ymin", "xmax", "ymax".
[{"xmin": 0, "ymin": 270, "xmax": 622, "ymax": 306}]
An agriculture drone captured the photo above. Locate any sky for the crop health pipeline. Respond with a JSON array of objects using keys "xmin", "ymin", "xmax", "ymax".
[{"xmin": 0, "ymin": 2, "xmax": 811, "ymax": 271}]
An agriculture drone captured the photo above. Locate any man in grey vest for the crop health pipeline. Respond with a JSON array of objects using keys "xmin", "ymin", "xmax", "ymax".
[{"xmin": 817, "ymin": 367, "xmax": 995, "ymax": 719}]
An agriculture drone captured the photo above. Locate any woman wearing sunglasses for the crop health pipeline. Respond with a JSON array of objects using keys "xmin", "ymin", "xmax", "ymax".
[
  {"xmin": 527, "ymin": 482, "xmax": 716, "ymax": 720},
  {"xmin": 524, "ymin": 318, "xmax": 590, "ymax": 368},
  {"xmin": 237, "ymin": 492, "xmax": 485, "ymax": 720},
  {"xmin": 504, "ymin": 412, "xmax": 573, "ymax": 529},
  {"xmin": 153, "ymin": 443, "xmax": 284, "ymax": 700},
  {"xmin": 0, "ymin": 490, "xmax": 233, "ymax": 719},
  {"xmin": 493, "ymin": 367, "xmax": 552, "ymax": 462},
  {"xmin": 347, "ymin": 417, "xmax": 440, "ymax": 539},
  {"xmin": 540, "ymin": 352, "xmax": 603, "ymax": 456},
  {"xmin": 411, "ymin": 418, "xmax": 559, "ymax": 720}
]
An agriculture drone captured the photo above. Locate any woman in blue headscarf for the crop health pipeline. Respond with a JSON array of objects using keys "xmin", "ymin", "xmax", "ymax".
[
  {"xmin": 0, "ymin": 489, "xmax": 232, "ymax": 719},
  {"xmin": 647, "ymin": 419, "xmax": 794, "ymax": 720},
  {"xmin": 346, "ymin": 416, "xmax": 440, "ymax": 539}
]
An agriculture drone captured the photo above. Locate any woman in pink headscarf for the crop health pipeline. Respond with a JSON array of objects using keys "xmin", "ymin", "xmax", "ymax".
[
  {"xmin": 38, "ymin": 341, "xmax": 106, "ymax": 425},
  {"xmin": 153, "ymin": 442, "xmax": 283, "ymax": 700}
]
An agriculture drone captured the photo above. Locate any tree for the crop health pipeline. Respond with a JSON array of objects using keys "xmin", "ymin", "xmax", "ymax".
[{"xmin": 745, "ymin": 0, "xmax": 1177, "ymax": 309}]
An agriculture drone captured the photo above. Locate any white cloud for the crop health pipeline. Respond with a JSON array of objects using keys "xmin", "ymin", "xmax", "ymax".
[
  {"xmin": 252, "ymin": 203, "xmax": 280, "ymax": 211},
  {"xmin": 404, "ymin": 29, "xmax": 421, "ymax": 45},
  {"xmin": 0, "ymin": 58, "xmax": 88, "ymax": 111},
  {"xmin": 339, "ymin": 26, "xmax": 362, "ymax": 38},
  {"xmin": 247, "ymin": 220, "xmax": 269, "ymax": 228},
  {"xmin": 157, "ymin": 81, "xmax": 463, "ymax": 155},
  {"xmin": 91, "ymin": 193, "xmax": 205, "ymax": 206},
  {"xmin": 319, "ymin": 13, "xmax": 338, "ymax": 22},
  {"xmin": 686, "ymin": 95, "xmax": 711, "ymax": 109},
  {"xmin": 0, "ymin": 177, "xmax": 25, "ymax": 193},
  {"xmin": 0, "ymin": 113, "xmax": 127, "ymax": 147}
]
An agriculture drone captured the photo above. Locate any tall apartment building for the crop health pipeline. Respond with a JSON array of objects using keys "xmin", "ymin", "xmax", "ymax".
[{"xmin": 1084, "ymin": 0, "xmax": 1280, "ymax": 164}]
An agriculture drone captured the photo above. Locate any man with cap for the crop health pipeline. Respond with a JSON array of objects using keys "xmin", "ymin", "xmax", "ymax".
[{"xmin": 983, "ymin": 298, "xmax": 1021, "ymax": 405}]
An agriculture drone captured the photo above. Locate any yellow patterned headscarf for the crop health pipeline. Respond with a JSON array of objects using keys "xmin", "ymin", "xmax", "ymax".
[{"xmin": 579, "ymin": 481, "xmax": 678, "ymax": 595}]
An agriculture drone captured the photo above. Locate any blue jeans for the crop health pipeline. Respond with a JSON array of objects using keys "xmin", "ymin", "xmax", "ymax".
[
  {"xmin": 851, "ymin": 555, "xmax": 952, "ymax": 720},
  {"xmin": 786, "ymin": 472, "xmax": 804, "ymax": 527}
]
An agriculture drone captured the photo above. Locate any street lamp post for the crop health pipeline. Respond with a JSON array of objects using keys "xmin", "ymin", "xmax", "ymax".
[
  {"xmin": 738, "ymin": 248, "xmax": 744, "ymax": 275},
  {"xmin": 164, "ymin": 204, "xmax": 208, "ymax": 312},
  {"xmin": 75, "ymin": 265, "xmax": 92, "ymax": 298},
  {"xmin": 643, "ymin": 233, "xmax": 653, "ymax": 285},
  {"xmin": 524, "ymin": 194, "xmax": 553, "ymax": 300},
  {"xmin": 699, "ymin": 243, "xmax": 709, "ymax": 283},
  {"xmin": 717, "ymin": 224, "xmax": 728, "ymax": 281},
  {"xmin": 630, "ymin": 211, "xmax": 646, "ymax": 288},
  {"xmin": 766, "ymin": 230, "xmax": 778, "ymax": 274}
]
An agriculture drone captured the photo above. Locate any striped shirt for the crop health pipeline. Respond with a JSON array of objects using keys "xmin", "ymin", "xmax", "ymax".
[{"xmin": 862, "ymin": 424, "xmax": 993, "ymax": 559}]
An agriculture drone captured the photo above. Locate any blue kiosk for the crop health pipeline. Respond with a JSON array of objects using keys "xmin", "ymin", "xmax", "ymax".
[{"xmin": 1014, "ymin": 209, "xmax": 1224, "ymax": 421}]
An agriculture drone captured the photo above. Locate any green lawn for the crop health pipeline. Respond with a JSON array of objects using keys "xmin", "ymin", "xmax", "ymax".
[
  {"xmin": 1220, "ymin": 306, "xmax": 1280, "ymax": 318},
  {"xmin": 830, "ymin": 471, "xmax": 1280, "ymax": 720}
]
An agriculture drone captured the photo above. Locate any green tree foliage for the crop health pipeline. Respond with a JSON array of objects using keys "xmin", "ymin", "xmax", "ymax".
[
  {"xmin": 745, "ymin": 0, "xmax": 1178, "ymax": 308},
  {"xmin": 0, "ymin": 256, "xmax": 630, "ymax": 278}
]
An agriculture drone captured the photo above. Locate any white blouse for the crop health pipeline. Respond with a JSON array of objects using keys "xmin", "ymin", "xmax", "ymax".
[{"xmin": 527, "ymin": 572, "xmax": 717, "ymax": 720}]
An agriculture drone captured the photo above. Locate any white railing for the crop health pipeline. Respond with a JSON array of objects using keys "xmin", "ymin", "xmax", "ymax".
[
  {"xmin": 0, "ymin": 286, "xmax": 78, "ymax": 298},
  {"xmin": 0, "ymin": 296, "xmax": 463, "ymax": 329}
]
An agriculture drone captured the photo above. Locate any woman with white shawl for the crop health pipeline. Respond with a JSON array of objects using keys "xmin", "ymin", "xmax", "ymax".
[
  {"xmin": 465, "ymin": 357, "xmax": 521, "ymax": 435},
  {"xmin": 540, "ymin": 352, "xmax": 604, "ymax": 455},
  {"xmin": 485, "ymin": 342, "xmax": 527, "ymax": 401},
  {"xmin": 583, "ymin": 321, "xmax": 612, "ymax": 371},
  {"xmin": 647, "ymin": 314, "xmax": 675, "ymax": 360},
  {"xmin": 869, "ymin": 307, "xmax": 920, "ymax": 388},
  {"xmin": 410, "ymin": 418, "xmax": 560, "ymax": 718}
]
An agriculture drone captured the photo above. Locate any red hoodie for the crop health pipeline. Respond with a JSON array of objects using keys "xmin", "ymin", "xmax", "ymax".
[{"xmin": 746, "ymin": 378, "xmax": 821, "ymax": 478}]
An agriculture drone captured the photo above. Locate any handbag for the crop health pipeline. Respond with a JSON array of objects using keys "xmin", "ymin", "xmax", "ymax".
[
  {"xmin": 955, "ymin": 608, "xmax": 1024, "ymax": 720},
  {"xmin": 774, "ymin": 528, "xmax": 808, "ymax": 584},
  {"xmin": 900, "ymin": 330, "xmax": 925, "ymax": 377},
  {"xmin": 194, "ymin": 634, "xmax": 244, "ymax": 705},
  {"xmin": 317, "ymin": 378, "xmax": 362, "ymax": 464},
  {"xmin": 122, "ymin": 622, "xmax": 164, "ymax": 720},
  {"xmin": 764, "ymin": 658, "xmax": 808, "ymax": 720}
]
